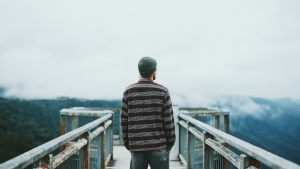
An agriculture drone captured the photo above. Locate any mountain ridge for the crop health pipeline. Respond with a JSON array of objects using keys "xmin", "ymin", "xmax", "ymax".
[{"xmin": 0, "ymin": 96, "xmax": 299, "ymax": 166}]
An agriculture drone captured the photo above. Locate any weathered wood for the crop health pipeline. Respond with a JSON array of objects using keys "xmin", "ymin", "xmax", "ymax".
[
  {"xmin": 178, "ymin": 154, "xmax": 187, "ymax": 167},
  {"xmin": 110, "ymin": 114, "xmax": 114, "ymax": 161},
  {"xmin": 214, "ymin": 115, "xmax": 220, "ymax": 129},
  {"xmin": 100, "ymin": 124, "xmax": 105, "ymax": 169},
  {"xmin": 186, "ymin": 123, "xmax": 193, "ymax": 169},
  {"xmin": 179, "ymin": 120, "xmax": 204, "ymax": 141},
  {"xmin": 239, "ymin": 154, "xmax": 249, "ymax": 169},
  {"xmin": 34, "ymin": 154, "xmax": 51, "ymax": 169},
  {"xmin": 224, "ymin": 114, "xmax": 230, "ymax": 134},
  {"xmin": 203, "ymin": 132, "xmax": 214, "ymax": 169},
  {"xmin": 82, "ymin": 132, "xmax": 90, "ymax": 169},
  {"xmin": 205, "ymin": 138, "xmax": 240, "ymax": 168},
  {"xmin": 71, "ymin": 116, "xmax": 79, "ymax": 130},
  {"xmin": 189, "ymin": 126, "xmax": 204, "ymax": 141},
  {"xmin": 59, "ymin": 115, "xmax": 66, "ymax": 169},
  {"xmin": 179, "ymin": 120, "xmax": 188, "ymax": 129},
  {"xmin": 187, "ymin": 110, "xmax": 224, "ymax": 117},
  {"xmin": 60, "ymin": 115, "xmax": 66, "ymax": 138},
  {"xmin": 104, "ymin": 120, "xmax": 112, "ymax": 128},
  {"xmin": 60, "ymin": 109, "xmax": 113, "ymax": 117},
  {"xmin": 248, "ymin": 156, "xmax": 260, "ymax": 168},
  {"xmin": 179, "ymin": 113, "xmax": 300, "ymax": 169},
  {"xmin": 0, "ymin": 113, "xmax": 112, "ymax": 169},
  {"xmin": 89, "ymin": 126, "xmax": 105, "ymax": 141},
  {"xmin": 105, "ymin": 154, "xmax": 112, "ymax": 167},
  {"xmin": 50, "ymin": 138, "xmax": 87, "ymax": 169}
]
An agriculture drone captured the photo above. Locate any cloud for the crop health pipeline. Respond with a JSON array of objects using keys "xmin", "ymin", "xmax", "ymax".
[
  {"xmin": 0, "ymin": 86, "xmax": 6, "ymax": 96},
  {"xmin": 213, "ymin": 96, "xmax": 271, "ymax": 118},
  {"xmin": 0, "ymin": 1, "xmax": 300, "ymax": 99}
]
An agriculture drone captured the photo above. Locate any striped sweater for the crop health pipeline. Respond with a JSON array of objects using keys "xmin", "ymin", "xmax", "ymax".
[{"xmin": 121, "ymin": 78, "xmax": 176, "ymax": 152}]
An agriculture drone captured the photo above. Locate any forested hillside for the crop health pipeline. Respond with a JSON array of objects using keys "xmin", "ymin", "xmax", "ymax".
[
  {"xmin": 0, "ymin": 97, "xmax": 120, "ymax": 163},
  {"xmin": 0, "ymin": 96, "xmax": 299, "ymax": 166}
]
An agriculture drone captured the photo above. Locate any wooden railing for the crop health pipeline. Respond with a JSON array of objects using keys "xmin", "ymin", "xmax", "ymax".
[
  {"xmin": 178, "ymin": 109, "xmax": 300, "ymax": 169},
  {"xmin": 0, "ymin": 109, "xmax": 114, "ymax": 169},
  {"xmin": 1, "ymin": 107, "xmax": 300, "ymax": 169}
]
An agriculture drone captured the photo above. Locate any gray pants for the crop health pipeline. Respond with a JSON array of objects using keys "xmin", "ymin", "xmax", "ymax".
[{"xmin": 130, "ymin": 149, "xmax": 169, "ymax": 169}]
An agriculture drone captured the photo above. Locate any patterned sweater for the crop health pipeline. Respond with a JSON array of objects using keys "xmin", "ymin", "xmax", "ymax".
[{"xmin": 121, "ymin": 78, "xmax": 176, "ymax": 152}]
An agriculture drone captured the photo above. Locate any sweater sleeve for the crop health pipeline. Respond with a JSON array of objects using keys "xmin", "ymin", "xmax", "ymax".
[
  {"xmin": 121, "ymin": 92, "xmax": 129, "ymax": 150},
  {"xmin": 162, "ymin": 90, "xmax": 176, "ymax": 151}
]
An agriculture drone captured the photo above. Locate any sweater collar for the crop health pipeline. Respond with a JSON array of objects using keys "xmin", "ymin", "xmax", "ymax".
[{"xmin": 139, "ymin": 77, "xmax": 153, "ymax": 82}]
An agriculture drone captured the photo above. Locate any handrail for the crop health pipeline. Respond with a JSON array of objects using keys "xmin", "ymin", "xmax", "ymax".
[
  {"xmin": 0, "ymin": 112, "xmax": 113, "ymax": 169},
  {"xmin": 179, "ymin": 113, "xmax": 300, "ymax": 169}
]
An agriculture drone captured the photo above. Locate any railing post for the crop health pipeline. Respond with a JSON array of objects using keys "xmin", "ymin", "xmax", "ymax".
[
  {"xmin": 203, "ymin": 131, "xmax": 214, "ymax": 169},
  {"xmin": 59, "ymin": 115, "xmax": 67, "ymax": 169},
  {"xmin": 222, "ymin": 112, "xmax": 230, "ymax": 169},
  {"xmin": 82, "ymin": 132, "xmax": 90, "ymax": 169},
  {"xmin": 224, "ymin": 112, "xmax": 230, "ymax": 134},
  {"xmin": 214, "ymin": 115, "xmax": 220, "ymax": 130},
  {"xmin": 72, "ymin": 116, "xmax": 79, "ymax": 130},
  {"xmin": 111, "ymin": 113, "xmax": 114, "ymax": 161},
  {"xmin": 186, "ymin": 122, "xmax": 193, "ymax": 169},
  {"xmin": 100, "ymin": 123, "xmax": 105, "ymax": 169},
  {"xmin": 241, "ymin": 155, "xmax": 260, "ymax": 169},
  {"xmin": 240, "ymin": 154, "xmax": 249, "ymax": 169}
]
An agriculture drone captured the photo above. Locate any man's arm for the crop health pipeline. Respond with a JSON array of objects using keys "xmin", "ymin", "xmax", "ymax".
[
  {"xmin": 121, "ymin": 93, "xmax": 129, "ymax": 150},
  {"xmin": 162, "ymin": 90, "xmax": 176, "ymax": 152}
]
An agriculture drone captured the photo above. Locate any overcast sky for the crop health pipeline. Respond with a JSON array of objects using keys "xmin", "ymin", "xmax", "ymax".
[{"xmin": 0, "ymin": 1, "xmax": 299, "ymax": 105}]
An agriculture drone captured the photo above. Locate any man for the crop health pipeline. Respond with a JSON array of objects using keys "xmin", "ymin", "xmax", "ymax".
[{"xmin": 121, "ymin": 56, "xmax": 176, "ymax": 169}]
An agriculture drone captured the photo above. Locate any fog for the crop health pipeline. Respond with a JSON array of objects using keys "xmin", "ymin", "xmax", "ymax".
[{"xmin": 1, "ymin": 1, "xmax": 300, "ymax": 104}]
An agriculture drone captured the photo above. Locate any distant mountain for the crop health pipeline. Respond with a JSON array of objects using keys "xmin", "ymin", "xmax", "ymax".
[
  {"xmin": 0, "ymin": 96, "xmax": 299, "ymax": 167},
  {"xmin": 212, "ymin": 96, "xmax": 300, "ymax": 165}
]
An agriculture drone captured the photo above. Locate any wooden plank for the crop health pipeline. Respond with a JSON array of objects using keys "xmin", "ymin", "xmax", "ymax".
[
  {"xmin": 203, "ymin": 132, "xmax": 214, "ymax": 169},
  {"xmin": 50, "ymin": 138, "xmax": 87, "ymax": 169},
  {"xmin": 214, "ymin": 115, "xmax": 220, "ymax": 129},
  {"xmin": 179, "ymin": 120, "xmax": 188, "ymax": 129},
  {"xmin": 178, "ymin": 154, "xmax": 187, "ymax": 167},
  {"xmin": 179, "ymin": 113, "xmax": 300, "ymax": 169},
  {"xmin": 179, "ymin": 120, "xmax": 203, "ymax": 141},
  {"xmin": 188, "ymin": 126, "xmax": 204, "ymax": 141},
  {"xmin": 224, "ymin": 114, "xmax": 229, "ymax": 134},
  {"xmin": 186, "ymin": 123, "xmax": 192, "ymax": 169},
  {"xmin": 82, "ymin": 132, "xmax": 90, "ymax": 169},
  {"xmin": 100, "ymin": 130, "xmax": 105, "ymax": 169},
  {"xmin": 60, "ymin": 109, "xmax": 114, "ymax": 117},
  {"xmin": 59, "ymin": 115, "xmax": 66, "ymax": 169},
  {"xmin": 89, "ymin": 126, "xmax": 105, "ymax": 141},
  {"xmin": 105, "ymin": 154, "xmax": 112, "ymax": 167},
  {"xmin": 0, "ymin": 113, "xmax": 112, "ymax": 169},
  {"xmin": 105, "ymin": 120, "xmax": 113, "ymax": 128},
  {"xmin": 205, "ymin": 138, "xmax": 240, "ymax": 168}
]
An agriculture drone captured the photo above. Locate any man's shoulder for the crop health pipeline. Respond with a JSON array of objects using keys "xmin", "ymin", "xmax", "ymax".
[
  {"xmin": 123, "ymin": 81, "xmax": 169, "ymax": 93},
  {"xmin": 152, "ymin": 82, "xmax": 169, "ymax": 92},
  {"xmin": 124, "ymin": 82, "xmax": 138, "ymax": 92}
]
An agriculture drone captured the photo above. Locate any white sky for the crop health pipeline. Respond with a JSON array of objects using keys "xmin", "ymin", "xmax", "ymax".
[{"xmin": 0, "ymin": 0, "xmax": 300, "ymax": 105}]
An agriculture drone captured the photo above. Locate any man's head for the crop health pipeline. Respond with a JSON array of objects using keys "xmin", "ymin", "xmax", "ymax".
[{"xmin": 138, "ymin": 57, "xmax": 157, "ymax": 80}]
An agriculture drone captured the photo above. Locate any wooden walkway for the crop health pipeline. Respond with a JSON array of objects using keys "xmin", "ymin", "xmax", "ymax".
[{"xmin": 107, "ymin": 146, "xmax": 186, "ymax": 169}]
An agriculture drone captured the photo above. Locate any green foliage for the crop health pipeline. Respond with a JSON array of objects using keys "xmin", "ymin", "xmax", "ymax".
[{"xmin": 0, "ymin": 97, "xmax": 120, "ymax": 163}]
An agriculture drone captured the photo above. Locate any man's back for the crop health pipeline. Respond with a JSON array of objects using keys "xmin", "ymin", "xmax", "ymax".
[
  {"xmin": 121, "ymin": 56, "xmax": 175, "ymax": 169},
  {"xmin": 121, "ymin": 78, "xmax": 175, "ymax": 152}
]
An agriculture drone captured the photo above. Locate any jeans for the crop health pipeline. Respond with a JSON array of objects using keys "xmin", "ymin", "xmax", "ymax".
[{"xmin": 130, "ymin": 149, "xmax": 169, "ymax": 169}]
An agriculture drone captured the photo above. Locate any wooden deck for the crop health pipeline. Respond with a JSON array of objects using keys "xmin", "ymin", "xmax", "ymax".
[{"xmin": 107, "ymin": 146, "xmax": 186, "ymax": 169}]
